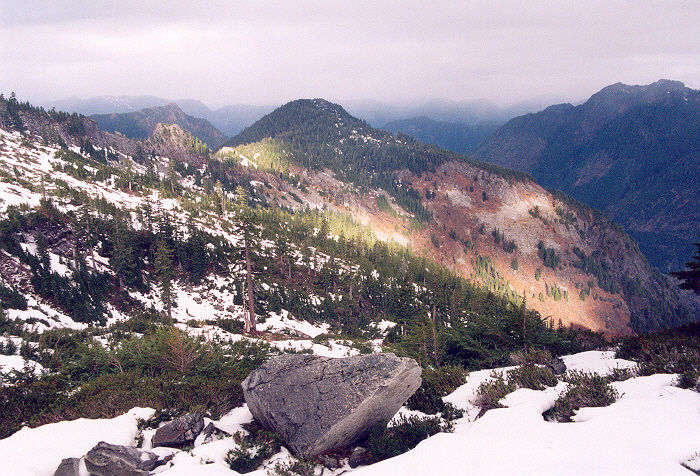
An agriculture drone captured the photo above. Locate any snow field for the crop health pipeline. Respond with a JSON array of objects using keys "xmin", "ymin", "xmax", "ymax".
[{"xmin": 1, "ymin": 351, "xmax": 699, "ymax": 475}]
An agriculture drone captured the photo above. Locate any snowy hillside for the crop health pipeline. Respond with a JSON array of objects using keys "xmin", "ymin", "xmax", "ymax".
[
  {"xmin": 1, "ymin": 350, "xmax": 699, "ymax": 475},
  {"xmin": 1, "ymin": 99, "xmax": 699, "ymax": 476}
]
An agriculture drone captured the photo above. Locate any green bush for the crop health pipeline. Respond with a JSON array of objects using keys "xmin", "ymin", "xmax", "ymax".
[
  {"xmin": 509, "ymin": 348, "xmax": 552, "ymax": 366},
  {"xmin": 474, "ymin": 363, "xmax": 561, "ymax": 417},
  {"xmin": 615, "ymin": 327, "xmax": 700, "ymax": 381},
  {"xmin": 268, "ymin": 459, "xmax": 315, "ymax": 476},
  {"xmin": 676, "ymin": 369, "xmax": 699, "ymax": 390},
  {"xmin": 406, "ymin": 365, "xmax": 467, "ymax": 414},
  {"xmin": 474, "ymin": 371, "xmax": 516, "ymax": 416},
  {"xmin": 0, "ymin": 327, "xmax": 277, "ymax": 437},
  {"xmin": 547, "ymin": 371, "xmax": 620, "ymax": 422},
  {"xmin": 363, "ymin": 415, "xmax": 444, "ymax": 464},
  {"xmin": 507, "ymin": 363, "xmax": 558, "ymax": 391},
  {"xmin": 226, "ymin": 422, "xmax": 283, "ymax": 473},
  {"xmin": 605, "ymin": 365, "xmax": 637, "ymax": 382}
]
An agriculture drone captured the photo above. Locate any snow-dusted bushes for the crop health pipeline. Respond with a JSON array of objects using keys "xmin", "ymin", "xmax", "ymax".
[
  {"xmin": 475, "ymin": 363, "xmax": 559, "ymax": 416},
  {"xmin": 616, "ymin": 323, "xmax": 700, "ymax": 389},
  {"xmin": 226, "ymin": 421, "xmax": 283, "ymax": 473}
]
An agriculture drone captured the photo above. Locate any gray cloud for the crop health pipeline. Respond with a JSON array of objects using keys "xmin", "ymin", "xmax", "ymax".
[{"xmin": 2, "ymin": 0, "xmax": 699, "ymax": 108}]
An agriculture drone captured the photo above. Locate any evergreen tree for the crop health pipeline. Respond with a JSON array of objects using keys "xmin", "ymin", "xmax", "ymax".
[
  {"xmin": 155, "ymin": 238, "xmax": 175, "ymax": 319},
  {"xmin": 671, "ymin": 239, "xmax": 700, "ymax": 294},
  {"xmin": 186, "ymin": 225, "xmax": 208, "ymax": 284},
  {"xmin": 110, "ymin": 215, "xmax": 137, "ymax": 289}
]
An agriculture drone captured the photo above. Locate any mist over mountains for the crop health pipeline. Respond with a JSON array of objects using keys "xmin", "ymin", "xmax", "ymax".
[
  {"xmin": 48, "ymin": 96, "xmax": 276, "ymax": 138},
  {"xmin": 47, "ymin": 95, "xmax": 550, "ymax": 140}
]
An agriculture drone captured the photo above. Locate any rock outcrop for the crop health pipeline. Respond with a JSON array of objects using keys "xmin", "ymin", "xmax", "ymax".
[{"xmin": 242, "ymin": 353, "xmax": 421, "ymax": 457}]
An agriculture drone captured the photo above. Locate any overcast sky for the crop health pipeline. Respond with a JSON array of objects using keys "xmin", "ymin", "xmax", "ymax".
[{"xmin": 2, "ymin": 0, "xmax": 700, "ymax": 109}]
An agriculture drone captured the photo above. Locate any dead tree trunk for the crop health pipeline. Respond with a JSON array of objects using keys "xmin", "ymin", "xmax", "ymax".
[{"xmin": 244, "ymin": 231, "xmax": 256, "ymax": 333}]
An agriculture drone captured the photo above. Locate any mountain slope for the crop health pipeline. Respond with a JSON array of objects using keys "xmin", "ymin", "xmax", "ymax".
[
  {"xmin": 0, "ymin": 94, "xmax": 696, "ymax": 338},
  {"xmin": 382, "ymin": 116, "xmax": 500, "ymax": 156},
  {"xmin": 220, "ymin": 98, "xmax": 697, "ymax": 335},
  {"xmin": 90, "ymin": 103, "xmax": 228, "ymax": 149},
  {"xmin": 472, "ymin": 80, "xmax": 700, "ymax": 272}
]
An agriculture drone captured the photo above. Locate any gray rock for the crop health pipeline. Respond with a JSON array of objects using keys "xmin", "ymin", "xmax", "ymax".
[
  {"xmin": 53, "ymin": 457, "xmax": 81, "ymax": 476},
  {"xmin": 242, "ymin": 353, "xmax": 421, "ymax": 457},
  {"xmin": 348, "ymin": 446, "xmax": 371, "ymax": 468},
  {"xmin": 317, "ymin": 454, "xmax": 341, "ymax": 469},
  {"xmin": 151, "ymin": 412, "xmax": 204, "ymax": 448},
  {"xmin": 547, "ymin": 358, "xmax": 567, "ymax": 375},
  {"xmin": 84, "ymin": 442, "xmax": 159, "ymax": 476}
]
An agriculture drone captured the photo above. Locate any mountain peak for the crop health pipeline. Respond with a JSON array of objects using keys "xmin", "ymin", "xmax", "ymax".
[
  {"xmin": 221, "ymin": 98, "xmax": 369, "ymax": 151},
  {"xmin": 586, "ymin": 79, "xmax": 692, "ymax": 118},
  {"xmin": 91, "ymin": 103, "xmax": 227, "ymax": 149}
]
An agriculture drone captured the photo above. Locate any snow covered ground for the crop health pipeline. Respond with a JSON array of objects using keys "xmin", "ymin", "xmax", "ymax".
[{"xmin": 1, "ymin": 350, "xmax": 699, "ymax": 476}]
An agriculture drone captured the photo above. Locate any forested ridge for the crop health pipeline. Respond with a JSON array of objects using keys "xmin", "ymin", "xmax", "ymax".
[{"xmin": 473, "ymin": 80, "xmax": 700, "ymax": 272}]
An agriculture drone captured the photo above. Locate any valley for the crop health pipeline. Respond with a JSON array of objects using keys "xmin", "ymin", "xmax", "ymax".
[{"xmin": 0, "ymin": 90, "xmax": 698, "ymax": 474}]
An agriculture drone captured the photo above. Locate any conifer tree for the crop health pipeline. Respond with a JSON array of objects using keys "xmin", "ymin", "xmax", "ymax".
[
  {"xmin": 155, "ymin": 238, "xmax": 175, "ymax": 319},
  {"xmin": 111, "ymin": 215, "xmax": 137, "ymax": 290},
  {"xmin": 671, "ymin": 239, "xmax": 700, "ymax": 294}
]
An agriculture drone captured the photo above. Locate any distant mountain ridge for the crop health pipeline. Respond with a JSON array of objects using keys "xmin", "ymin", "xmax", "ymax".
[
  {"xmin": 472, "ymin": 79, "xmax": 700, "ymax": 272},
  {"xmin": 90, "ymin": 103, "xmax": 228, "ymax": 150},
  {"xmin": 47, "ymin": 95, "xmax": 551, "ymax": 140},
  {"xmin": 48, "ymin": 96, "xmax": 276, "ymax": 138},
  {"xmin": 382, "ymin": 116, "xmax": 500, "ymax": 156}
]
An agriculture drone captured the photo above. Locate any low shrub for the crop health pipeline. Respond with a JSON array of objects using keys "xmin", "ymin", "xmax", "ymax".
[
  {"xmin": 510, "ymin": 348, "xmax": 552, "ymax": 366},
  {"xmin": 363, "ymin": 415, "xmax": 445, "ymax": 464},
  {"xmin": 605, "ymin": 365, "xmax": 637, "ymax": 382},
  {"xmin": 0, "ymin": 327, "xmax": 277, "ymax": 438},
  {"xmin": 616, "ymin": 324, "xmax": 700, "ymax": 382},
  {"xmin": 474, "ymin": 363, "xmax": 560, "ymax": 417},
  {"xmin": 507, "ymin": 363, "xmax": 558, "ymax": 391},
  {"xmin": 473, "ymin": 371, "xmax": 516, "ymax": 416},
  {"xmin": 406, "ymin": 365, "xmax": 467, "ymax": 414},
  {"xmin": 267, "ymin": 459, "xmax": 315, "ymax": 476},
  {"xmin": 226, "ymin": 422, "xmax": 283, "ymax": 473},
  {"xmin": 547, "ymin": 371, "xmax": 620, "ymax": 422},
  {"xmin": 676, "ymin": 369, "xmax": 699, "ymax": 390}
]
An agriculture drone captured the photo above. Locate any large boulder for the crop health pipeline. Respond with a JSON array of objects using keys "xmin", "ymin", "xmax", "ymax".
[{"xmin": 242, "ymin": 353, "xmax": 421, "ymax": 457}]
